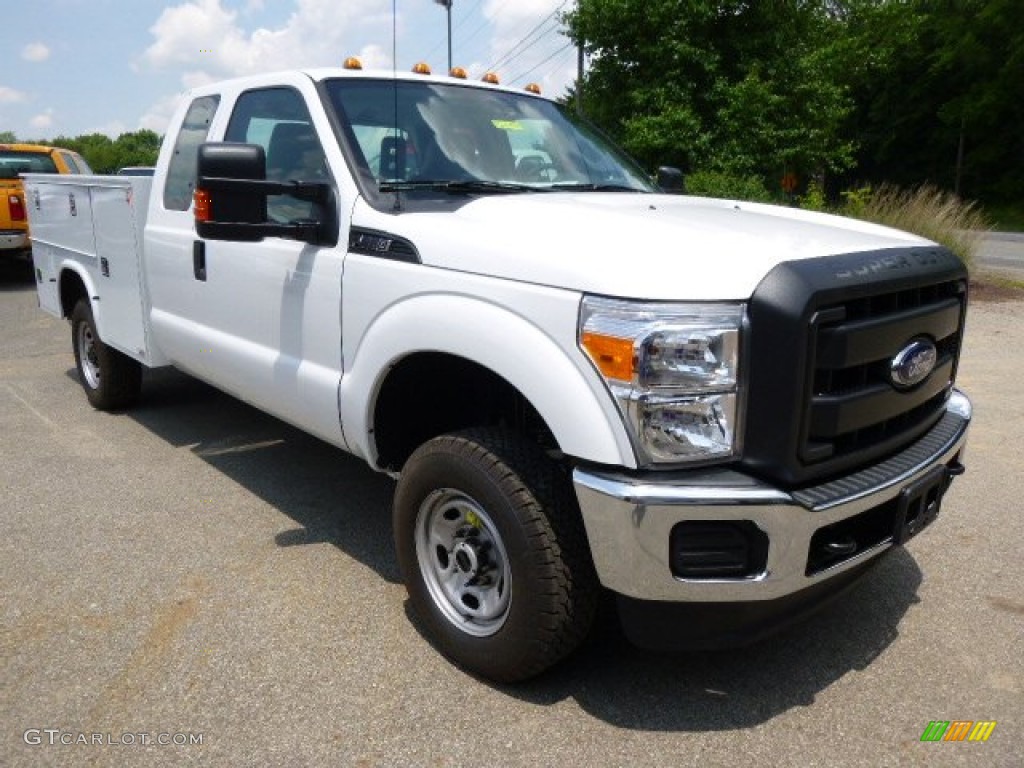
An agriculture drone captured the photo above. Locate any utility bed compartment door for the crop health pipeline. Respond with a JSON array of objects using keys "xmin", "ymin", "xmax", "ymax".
[
  {"xmin": 90, "ymin": 183, "xmax": 148, "ymax": 359},
  {"xmin": 24, "ymin": 175, "xmax": 154, "ymax": 364}
]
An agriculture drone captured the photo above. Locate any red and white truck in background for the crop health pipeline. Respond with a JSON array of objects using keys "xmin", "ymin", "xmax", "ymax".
[{"xmin": 24, "ymin": 65, "xmax": 971, "ymax": 681}]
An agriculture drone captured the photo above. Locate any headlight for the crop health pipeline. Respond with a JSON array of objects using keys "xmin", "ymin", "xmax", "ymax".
[{"xmin": 579, "ymin": 297, "xmax": 744, "ymax": 465}]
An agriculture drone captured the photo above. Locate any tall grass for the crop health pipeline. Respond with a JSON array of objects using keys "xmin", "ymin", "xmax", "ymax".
[{"xmin": 841, "ymin": 184, "xmax": 989, "ymax": 269}]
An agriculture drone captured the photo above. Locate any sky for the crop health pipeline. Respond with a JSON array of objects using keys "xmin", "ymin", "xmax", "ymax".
[{"xmin": 1, "ymin": 0, "xmax": 579, "ymax": 140}]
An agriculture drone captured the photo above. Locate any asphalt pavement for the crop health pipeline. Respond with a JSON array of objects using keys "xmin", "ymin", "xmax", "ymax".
[
  {"xmin": 976, "ymin": 231, "xmax": 1024, "ymax": 280},
  {"xmin": 1, "ymin": 260, "xmax": 1021, "ymax": 767}
]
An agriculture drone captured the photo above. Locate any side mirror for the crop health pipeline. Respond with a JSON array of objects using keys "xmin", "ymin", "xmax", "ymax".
[
  {"xmin": 196, "ymin": 143, "xmax": 267, "ymax": 241},
  {"xmin": 195, "ymin": 142, "xmax": 338, "ymax": 246},
  {"xmin": 656, "ymin": 166, "xmax": 686, "ymax": 194}
]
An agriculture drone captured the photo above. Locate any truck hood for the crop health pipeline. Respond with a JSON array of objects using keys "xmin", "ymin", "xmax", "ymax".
[{"xmin": 351, "ymin": 193, "xmax": 931, "ymax": 300}]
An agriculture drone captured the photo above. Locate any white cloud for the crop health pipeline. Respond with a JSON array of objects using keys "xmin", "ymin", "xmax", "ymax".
[
  {"xmin": 482, "ymin": 0, "xmax": 575, "ymax": 92},
  {"xmin": 139, "ymin": 93, "xmax": 185, "ymax": 134},
  {"xmin": 182, "ymin": 70, "xmax": 218, "ymax": 89},
  {"xmin": 30, "ymin": 110, "xmax": 55, "ymax": 130},
  {"xmin": 135, "ymin": 0, "xmax": 576, "ymax": 134},
  {"xmin": 22, "ymin": 43, "xmax": 51, "ymax": 63},
  {"xmin": 141, "ymin": 0, "xmax": 392, "ymax": 77},
  {"xmin": 0, "ymin": 86, "xmax": 28, "ymax": 104},
  {"xmin": 138, "ymin": 0, "xmax": 393, "ymax": 134},
  {"xmin": 90, "ymin": 120, "xmax": 129, "ymax": 139},
  {"xmin": 355, "ymin": 43, "xmax": 390, "ymax": 70}
]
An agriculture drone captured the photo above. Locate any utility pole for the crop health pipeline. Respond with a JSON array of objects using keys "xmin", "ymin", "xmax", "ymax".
[{"xmin": 435, "ymin": 0, "xmax": 453, "ymax": 73}]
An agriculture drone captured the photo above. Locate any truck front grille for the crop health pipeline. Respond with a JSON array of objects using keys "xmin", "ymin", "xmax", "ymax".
[
  {"xmin": 803, "ymin": 281, "xmax": 964, "ymax": 466},
  {"xmin": 742, "ymin": 246, "xmax": 968, "ymax": 488}
]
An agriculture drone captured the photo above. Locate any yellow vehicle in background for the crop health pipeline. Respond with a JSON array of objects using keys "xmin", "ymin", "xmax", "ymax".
[{"xmin": 1, "ymin": 144, "xmax": 92, "ymax": 259}]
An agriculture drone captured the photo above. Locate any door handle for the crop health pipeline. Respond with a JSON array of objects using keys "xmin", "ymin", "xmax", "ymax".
[{"xmin": 193, "ymin": 241, "xmax": 207, "ymax": 281}]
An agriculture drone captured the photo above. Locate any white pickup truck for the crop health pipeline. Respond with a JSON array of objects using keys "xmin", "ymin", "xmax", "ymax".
[{"xmin": 25, "ymin": 66, "xmax": 971, "ymax": 682}]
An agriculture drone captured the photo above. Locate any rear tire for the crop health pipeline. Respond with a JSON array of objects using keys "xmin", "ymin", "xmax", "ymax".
[
  {"xmin": 70, "ymin": 299, "xmax": 141, "ymax": 410},
  {"xmin": 394, "ymin": 428, "xmax": 598, "ymax": 682}
]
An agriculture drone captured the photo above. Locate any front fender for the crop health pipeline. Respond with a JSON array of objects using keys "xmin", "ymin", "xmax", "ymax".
[{"xmin": 339, "ymin": 292, "xmax": 636, "ymax": 469}]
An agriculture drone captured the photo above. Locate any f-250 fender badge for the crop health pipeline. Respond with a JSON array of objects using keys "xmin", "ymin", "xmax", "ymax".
[{"xmin": 890, "ymin": 338, "xmax": 937, "ymax": 388}]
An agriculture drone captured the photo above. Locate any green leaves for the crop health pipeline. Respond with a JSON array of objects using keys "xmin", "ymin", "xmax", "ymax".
[
  {"xmin": 6, "ymin": 129, "xmax": 161, "ymax": 173},
  {"xmin": 566, "ymin": 0, "xmax": 853, "ymax": 191},
  {"xmin": 565, "ymin": 0, "xmax": 1019, "ymax": 205}
]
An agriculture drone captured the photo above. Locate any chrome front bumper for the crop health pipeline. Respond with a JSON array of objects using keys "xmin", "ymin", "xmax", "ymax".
[{"xmin": 573, "ymin": 390, "xmax": 971, "ymax": 603}]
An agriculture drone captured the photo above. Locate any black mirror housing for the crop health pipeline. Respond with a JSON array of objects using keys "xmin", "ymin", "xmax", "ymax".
[
  {"xmin": 656, "ymin": 166, "xmax": 686, "ymax": 194},
  {"xmin": 195, "ymin": 142, "xmax": 338, "ymax": 246},
  {"xmin": 196, "ymin": 143, "xmax": 268, "ymax": 241}
]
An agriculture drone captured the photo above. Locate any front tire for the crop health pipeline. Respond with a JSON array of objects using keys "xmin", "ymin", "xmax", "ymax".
[
  {"xmin": 394, "ymin": 428, "xmax": 598, "ymax": 682},
  {"xmin": 70, "ymin": 299, "xmax": 141, "ymax": 410}
]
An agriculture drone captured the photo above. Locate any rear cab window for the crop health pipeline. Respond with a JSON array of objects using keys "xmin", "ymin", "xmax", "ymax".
[
  {"xmin": 164, "ymin": 95, "xmax": 221, "ymax": 211},
  {"xmin": 0, "ymin": 150, "xmax": 58, "ymax": 178},
  {"xmin": 59, "ymin": 151, "xmax": 93, "ymax": 174}
]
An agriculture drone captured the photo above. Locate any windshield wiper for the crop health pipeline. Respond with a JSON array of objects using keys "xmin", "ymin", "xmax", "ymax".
[
  {"xmin": 379, "ymin": 179, "xmax": 544, "ymax": 194},
  {"xmin": 549, "ymin": 182, "xmax": 644, "ymax": 192}
]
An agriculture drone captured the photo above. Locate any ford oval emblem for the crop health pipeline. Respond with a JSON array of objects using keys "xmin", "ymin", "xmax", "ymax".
[{"xmin": 890, "ymin": 338, "xmax": 937, "ymax": 389}]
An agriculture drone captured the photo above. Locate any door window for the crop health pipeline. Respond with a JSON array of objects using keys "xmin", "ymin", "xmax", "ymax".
[{"xmin": 224, "ymin": 87, "xmax": 328, "ymax": 223}]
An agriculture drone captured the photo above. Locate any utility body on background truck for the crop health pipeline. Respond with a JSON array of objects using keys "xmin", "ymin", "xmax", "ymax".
[{"xmin": 25, "ymin": 65, "xmax": 971, "ymax": 682}]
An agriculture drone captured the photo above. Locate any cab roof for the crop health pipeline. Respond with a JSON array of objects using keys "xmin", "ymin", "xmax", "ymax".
[
  {"xmin": 186, "ymin": 67, "xmax": 554, "ymax": 102},
  {"xmin": 0, "ymin": 143, "xmax": 62, "ymax": 154}
]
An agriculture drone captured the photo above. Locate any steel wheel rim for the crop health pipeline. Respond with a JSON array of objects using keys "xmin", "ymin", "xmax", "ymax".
[
  {"xmin": 414, "ymin": 489, "xmax": 512, "ymax": 637},
  {"xmin": 77, "ymin": 322, "xmax": 101, "ymax": 390}
]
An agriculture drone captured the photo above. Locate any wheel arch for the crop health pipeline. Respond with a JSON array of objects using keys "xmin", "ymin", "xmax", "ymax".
[
  {"xmin": 339, "ymin": 294, "xmax": 634, "ymax": 471},
  {"xmin": 58, "ymin": 263, "xmax": 96, "ymax": 319}
]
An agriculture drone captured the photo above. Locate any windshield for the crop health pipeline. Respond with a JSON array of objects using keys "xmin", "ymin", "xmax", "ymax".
[{"xmin": 324, "ymin": 79, "xmax": 655, "ymax": 198}]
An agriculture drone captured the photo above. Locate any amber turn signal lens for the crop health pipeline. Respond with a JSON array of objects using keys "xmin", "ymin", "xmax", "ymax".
[
  {"xmin": 581, "ymin": 332, "xmax": 634, "ymax": 381},
  {"xmin": 193, "ymin": 189, "xmax": 211, "ymax": 222}
]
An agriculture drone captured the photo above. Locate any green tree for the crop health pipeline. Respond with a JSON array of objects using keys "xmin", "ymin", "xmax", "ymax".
[
  {"xmin": 52, "ymin": 133, "xmax": 119, "ymax": 172},
  {"xmin": 25, "ymin": 130, "xmax": 163, "ymax": 173},
  {"xmin": 835, "ymin": 0, "xmax": 1023, "ymax": 204},
  {"xmin": 113, "ymin": 129, "xmax": 162, "ymax": 169},
  {"xmin": 565, "ymin": 1, "xmax": 855, "ymax": 190}
]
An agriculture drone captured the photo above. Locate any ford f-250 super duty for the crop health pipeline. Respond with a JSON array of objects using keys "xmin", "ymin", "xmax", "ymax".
[{"xmin": 25, "ymin": 64, "xmax": 971, "ymax": 682}]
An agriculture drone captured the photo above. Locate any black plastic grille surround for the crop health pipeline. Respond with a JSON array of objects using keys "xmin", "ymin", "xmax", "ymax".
[{"xmin": 742, "ymin": 246, "xmax": 967, "ymax": 488}]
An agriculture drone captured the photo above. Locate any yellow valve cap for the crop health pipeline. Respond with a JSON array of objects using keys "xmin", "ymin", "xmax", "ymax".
[{"xmin": 581, "ymin": 332, "xmax": 634, "ymax": 381}]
